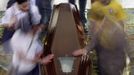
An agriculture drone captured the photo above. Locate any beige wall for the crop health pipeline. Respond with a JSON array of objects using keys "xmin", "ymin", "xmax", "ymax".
[
  {"xmin": 119, "ymin": 0, "xmax": 134, "ymax": 8},
  {"xmin": 0, "ymin": 0, "xmax": 9, "ymax": 11}
]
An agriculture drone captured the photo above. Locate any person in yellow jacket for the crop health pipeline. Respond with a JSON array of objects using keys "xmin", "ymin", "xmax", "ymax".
[
  {"xmin": 90, "ymin": 0, "xmax": 126, "ymax": 26},
  {"xmin": 72, "ymin": 0, "xmax": 128, "ymax": 75}
]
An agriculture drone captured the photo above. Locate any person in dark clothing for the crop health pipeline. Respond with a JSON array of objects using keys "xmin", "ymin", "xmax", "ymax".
[
  {"xmin": 69, "ymin": 0, "xmax": 87, "ymax": 32},
  {"xmin": 36, "ymin": 0, "xmax": 52, "ymax": 26}
]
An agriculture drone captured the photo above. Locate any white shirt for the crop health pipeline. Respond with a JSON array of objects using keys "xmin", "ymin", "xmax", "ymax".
[
  {"xmin": 1, "ymin": 3, "xmax": 41, "ymax": 29},
  {"xmin": 1, "ymin": 3, "xmax": 27, "ymax": 29},
  {"xmin": 30, "ymin": 0, "xmax": 36, "ymax": 5},
  {"xmin": 10, "ymin": 29, "xmax": 43, "ymax": 73}
]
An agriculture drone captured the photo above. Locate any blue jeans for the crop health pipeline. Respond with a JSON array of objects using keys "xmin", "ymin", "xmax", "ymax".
[{"xmin": 36, "ymin": 0, "xmax": 52, "ymax": 25}]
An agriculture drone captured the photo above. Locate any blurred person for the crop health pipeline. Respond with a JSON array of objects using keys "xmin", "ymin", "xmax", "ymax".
[
  {"xmin": 5, "ymin": 0, "xmax": 52, "ymax": 42},
  {"xmin": 72, "ymin": 16, "xmax": 128, "ymax": 75},
  {"xmin": 1, "ymin": 0, "xmax": 30, "ymax": 53},
  {"xmin": 7, "ymin": 0, "xmax": 52, "ymax": 26},
  {"xmin": 90, "ymin": 0, "xmax": 126, "ymax": 27},
  {"xmin": 69, "ymin": 0, "xmax": 88, "ymax": 33},
  {"xmin": 0, "ymin": 0, "xmax": 43, "ymax": 53},
  {"xmin": 6, "ymin": 0, "xmax": 53, "ymax": 75},
  {"xmin": 36, "ymin": 0, "xmax": 52, "ymax": 42},
  {"xmin": 73, "ymin": 0, "xmax": 127, "ymax": 75},
  {"xmin": 9, "ymin": 24, "xmax": 54, "ymax": 75}
]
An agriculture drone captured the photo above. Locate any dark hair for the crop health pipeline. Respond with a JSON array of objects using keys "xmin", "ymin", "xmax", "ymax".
[{"xmin": 16, "ymin": 0, "xmax": 28, "ymax": 4}]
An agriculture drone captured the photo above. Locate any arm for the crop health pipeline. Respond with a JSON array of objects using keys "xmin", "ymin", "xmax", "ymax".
[
  {"xmin": 116, "ymin": 4, "xmax": 127, "ymax": 27},
  {"xmin": 1, "ymin": 8, "xmax": 16, "ymax": 28},
  {"xmin": 73, "ymin": 18, "xmax": 99, "ymax": 56},
  {"xmin": 72, "ymin": 31, "xmax": 97, "ymax": 56},
  {"xmin": 30, "ymin": 5, "xmax": 41, "ymax": 25},
  {"xmin": 17, "ymin": 51, "xmax": 54, "ymax": 65},
  {"xmin": 19, "ymin": 41, "xmax": 53, "ymax": 65}
]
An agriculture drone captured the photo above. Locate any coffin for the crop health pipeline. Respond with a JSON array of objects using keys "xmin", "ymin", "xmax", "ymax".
[{"xmin": 42, "ymin": 3, "xmax": 91, "ymax": 75}]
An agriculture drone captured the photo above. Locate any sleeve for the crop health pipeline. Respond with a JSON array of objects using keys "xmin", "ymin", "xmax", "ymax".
[
  {"xmin": 1, "ymin": 8, "xmax": 13, "ymax": 24},
  {"xmin": 84, "ymin": 32, "xmax": 97, "ymax": 52},
  {"xmin": 30, "ymin": 5, "xmax": 41, "ymax": 25}
]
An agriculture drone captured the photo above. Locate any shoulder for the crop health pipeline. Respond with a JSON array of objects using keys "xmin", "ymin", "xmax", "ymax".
[
  {"xmin": 92, "ymin": 1, "xmax": 102, "ymax": 8},
  {"xmin": 5, "ymin": 6, "xmax": 13, "ymax": 14},
  {"xmin": 30, "ymin": 5, "xmax": 40, "ymax": 16},
  {"xmin": 91, "ymin": 1, "xmax": 103, "ymax": 12},
  {"xmin": 30, "ymin": 5, "xmax": 39, "ymax": 12},
  {"xmin": 110, "ymin": 1, "xmax": 124, "ymax": 14}
]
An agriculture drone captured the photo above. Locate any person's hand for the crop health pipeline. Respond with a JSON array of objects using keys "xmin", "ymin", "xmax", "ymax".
[
  {"xmin": 72, "ymin": 49, "xmax": 87, "ymax": 57},
  {"xmin": 72, "ymin": 49, "xmax": 90, "ymax": 62},
  {"xmin": 41, "ymin": 54, "xmax": 54, "ymax": 65},
  {"xmin": 36, "ymin": 52, "xmax": 43, "ymax": 58},
  {"xmin": 8, "ymin": 16, "xmax": 17, "ymax": 29}
]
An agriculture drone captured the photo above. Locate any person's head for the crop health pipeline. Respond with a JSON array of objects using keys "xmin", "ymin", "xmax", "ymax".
[
  {"xmin": 16, "ymin": 0, "xmax": 29, "ymax": 12},
  {"xmin": 99, "ymin": 0, "xmax": 112, "ymax": 5}
]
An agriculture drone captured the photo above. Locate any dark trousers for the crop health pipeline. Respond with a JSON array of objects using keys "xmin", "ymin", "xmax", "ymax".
[
  {"xmin": 36, "ymin": 0, "xmax": 52, "ymax": 25},
  {"xmin": 69, "ymin": 0, "xmax": 87, "ymax": 25},
  {"xmin": 16, "ymin": 65, "xmax": 40, "ymax": 75}
]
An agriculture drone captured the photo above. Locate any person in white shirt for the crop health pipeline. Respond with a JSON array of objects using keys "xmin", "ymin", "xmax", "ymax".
[
  {"xmin": 6, "ymin": 0, "xmax": 52, "ymax": 43},
  {"xmin": 7, "ymin": 0, "xmax": 54, "ymax": 75},
  {"xmin": 10, "ymin": 25, "xmax": 54, "ymax": 75},
  {"xmin": 0, "ymin": 0, "xmax": 40, "ymax": 53}
]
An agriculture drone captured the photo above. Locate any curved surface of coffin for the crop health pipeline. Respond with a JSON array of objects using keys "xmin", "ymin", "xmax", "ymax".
[{"xmin": 42, "ymin": 3, "xmax": 91, "ymax": 75}]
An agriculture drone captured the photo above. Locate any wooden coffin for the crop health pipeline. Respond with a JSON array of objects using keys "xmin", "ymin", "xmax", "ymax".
[{"xmin": 42, "ymin": 3, "xmax": 91, "ymax": 75}]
